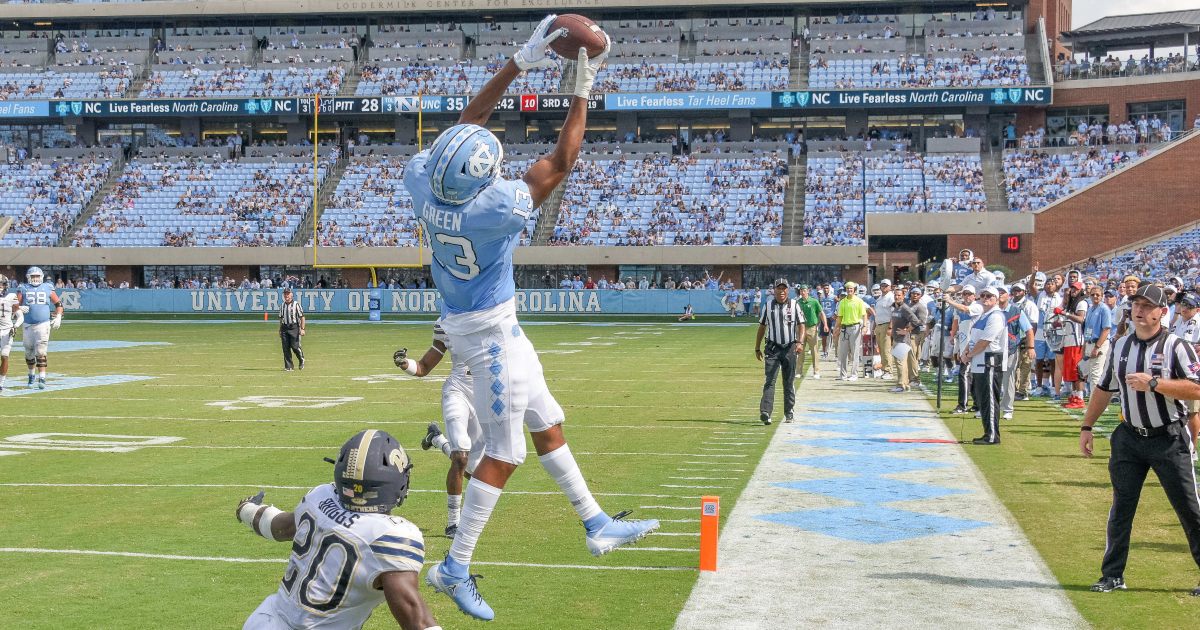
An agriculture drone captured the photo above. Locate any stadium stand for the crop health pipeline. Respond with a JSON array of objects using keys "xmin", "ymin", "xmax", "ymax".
[
  {"xmin": 803, "ymin": 151, "xmax": 866, "ymax": 246},
  {"xmin": 0, "ymin": 152, "xmax": 113, "ymax": 247},
  {"xmin": 807, "ymin": 13, "xmax": 1029, "ymax": 89},
  {"xmin": 71, "ymin": 148, "xmax": 333, "ymax": 247},
  {"xmin": 315, "ymin": 146, "xmax": 537, "ymax": 247},
  {"xmin": 549, "ymin": 150, "xmax": 785, "ymax": 246},
  {"xmin": 1086, "ymin": 225, "xmax": 1200, "ymax": 285},
  {"xmin": 1002, "ymin": 145, "xmax": 1153, "ymax": 213}
]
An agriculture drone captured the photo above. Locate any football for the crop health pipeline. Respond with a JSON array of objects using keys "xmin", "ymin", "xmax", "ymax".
[{"xmin": 549, "ymin": 14, "xmax": 607, "ymax": 59}]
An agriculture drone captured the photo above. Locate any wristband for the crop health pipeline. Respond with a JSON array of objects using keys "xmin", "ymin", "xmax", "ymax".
[
  {"xmin": 403, "ymin": 361, "xmax": 419, "ymax": 376},
  {"xmin": 1080, "ymin": 425, "xmax": 1093, "ymax": 432},
  {"xmin": 238, "ymin": 502, "xmax": 283, "ymax": 539}
]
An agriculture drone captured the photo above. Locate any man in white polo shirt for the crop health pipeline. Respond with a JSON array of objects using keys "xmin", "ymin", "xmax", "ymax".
[{"xmin": 873, "ymin": 278, "xmax": 896, "ymax": 378}]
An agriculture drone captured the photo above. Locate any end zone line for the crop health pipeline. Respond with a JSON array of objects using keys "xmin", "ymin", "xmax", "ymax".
[{"xmin": 0, "ymin": 548, "xmax": 695, "ymax": 572}]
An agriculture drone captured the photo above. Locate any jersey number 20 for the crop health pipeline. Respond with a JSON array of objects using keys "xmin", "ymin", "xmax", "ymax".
[{"xmin": 281, "ymin": 513, "xmax": 360, "ymax": 612}]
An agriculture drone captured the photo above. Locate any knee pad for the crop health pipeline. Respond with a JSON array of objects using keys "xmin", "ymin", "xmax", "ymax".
[{"xmin": 35, "ymin": 355, "xmax": 47, "ymax": 368}]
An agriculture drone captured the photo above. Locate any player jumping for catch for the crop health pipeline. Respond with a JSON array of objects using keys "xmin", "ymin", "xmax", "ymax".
[
  {"xmin": 393, "ymin": 322, "xmax": 485, "ymax": 538},
  {"xmin": 236, "ymin": 430, "xmax": 440, "ymax": 630},
  {"xmin": 402, "ymin": 14, "xmax": 659, "ymax": 621}
]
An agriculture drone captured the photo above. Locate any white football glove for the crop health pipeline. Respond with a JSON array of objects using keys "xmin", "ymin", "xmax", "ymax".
[
  {"xmin": 18, "ymin": 305, "xmax": 28, "ymax": 314},
  {"xmin": 573, "ymin": 32, "xmax": 611, "ymax": 100},
  {"xmin": 514, "ymin": 14, "xmax": 567, "ymax": 72},
  {"xmin": 51, "ymin": 314, "xmax": 61, "ymax": 330}
]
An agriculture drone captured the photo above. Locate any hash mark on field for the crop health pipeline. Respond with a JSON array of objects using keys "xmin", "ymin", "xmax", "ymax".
[
  {"xmin": 657, "ymin": 519, "xmax": 700, "ymax": 523},
  {"xmin": 668, "ymin": 477, "xmax": 740, "ymax": 481},
  {"xmin": 652, "ymin": 532, "xmax": 701, "ymax": 537},
  {"xmin": 682, "ymin": 462, "xmax": 746, "ymax": 468},
  {"xmin": 703, "ymin": 442, "xmax": 756, "ymax": 446},
  {"xmin": 660, "ymin": 484, "xmax": 732, "ymax": 489},
  {"xmin": 639, "ymin": 505, "xmax": 698, "ymax": 510},
  {"xmin": 0, "ymin": 548, "xmax": 695, "ymax": 572}
]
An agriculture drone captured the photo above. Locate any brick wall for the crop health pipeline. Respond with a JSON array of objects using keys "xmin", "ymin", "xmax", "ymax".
[
  {"xmin": 1053, "ymin": 77, "xmax": 1200, "ymax": 124},
  {"xmin": 947, "ymin": 234, "xmax": 1033, "ymax": 278},
  {"xmin": 1031, "ymin": 132, "xmax": 1200, "ymax": 270}
]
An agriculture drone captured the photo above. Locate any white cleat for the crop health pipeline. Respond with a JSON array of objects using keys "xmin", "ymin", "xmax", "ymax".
[{"xmin": 585, "ymin": 511, "xmax": 660, "ymax": 556}]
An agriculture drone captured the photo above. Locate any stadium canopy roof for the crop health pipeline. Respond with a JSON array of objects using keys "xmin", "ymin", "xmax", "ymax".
[{"xmin": 1062, "ymin": 9, "xmax": 1200, "ymax": 53}]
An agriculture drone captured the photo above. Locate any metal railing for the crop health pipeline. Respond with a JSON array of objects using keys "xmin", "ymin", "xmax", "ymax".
[{"xmin": 1053, "ymin": 58, "xmax": 1199, "ymax": 82}]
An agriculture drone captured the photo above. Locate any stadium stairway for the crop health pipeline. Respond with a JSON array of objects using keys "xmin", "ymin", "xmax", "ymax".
[
  {"xmin": 789, "ymin": 39, "xmax": 806, "ymax": 89},
  {"xmin": 980, "ymin": 149, "xmax": 1009, "ymax": 213},
  {"xmin": 59, "ymin": 154, "xmax": 126, "ymax": 247},
  {"xmin": 1031, "ymin": 129, "xmax": 1200, "ymax": 270},
  {"xmin": 291, "ymin": 153, "xmax": 349, "ymax": 246},
  {"xmin": 338, "ymin": 60, "xmax": 362, "ymax": 97},
  {"xmin": 781, "ymin": 152, "xmax": 806, "ymax": 246},
  {"xmin": 531, "ymin": 182, "xmax": 568, "ymax": 245}
]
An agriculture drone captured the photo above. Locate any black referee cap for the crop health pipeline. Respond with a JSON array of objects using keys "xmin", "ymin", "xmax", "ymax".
[
  {"xmin": 774, "ymin": 278, "xmax": 789, "ymax": 288},
  {"xmin": 1132, "ymin": 284, "xmax": 1168, "ymax": 307}
]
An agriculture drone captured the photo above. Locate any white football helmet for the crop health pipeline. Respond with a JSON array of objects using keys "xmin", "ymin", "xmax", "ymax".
[
  {"xmin": 0, "ymin": 274, "xmax": 8, "ymax": 292},
  {"xmin": 26, "ymin": 266, "xmax": 44, "ymax": 286}
]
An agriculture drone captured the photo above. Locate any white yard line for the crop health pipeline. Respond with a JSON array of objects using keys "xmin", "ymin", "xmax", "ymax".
[
  {"xmin": 0, "ymin": 483, "xmax": 699, "ymax": 500},
  {"xmin": 0, "ymin": 547, "xmax": 694, "ymax": 572},
  {"xmin": 675, "ymin": 360, "xmax": 1087, "ymax": 630}
]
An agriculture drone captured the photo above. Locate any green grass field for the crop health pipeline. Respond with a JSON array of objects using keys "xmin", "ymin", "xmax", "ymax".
[
  {"xmin": 0, "ymin": 319, "xmax": 770, "ymax": 629},
  {"xmin": 4, "ymin": 318, "xmax": 1199, "ymax": 628},
  {"xmin": 921, "ymin": 372, "xmax": 1200, "ymax": 629}
]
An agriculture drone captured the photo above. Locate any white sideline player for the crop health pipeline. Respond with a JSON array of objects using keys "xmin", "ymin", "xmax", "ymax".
[
  {"xmin": 0, "ymin": 275, "xmax": 23, "ymax": 393},
  {"xmin": 236, "ymin": 429, "xmax": 440, "ymax": 630},
  {"xmin": 393, "ymin": 322, "xmax": 485, "ymax": 537},
  {"xmin": 16, "ymin": 266, "xmax": 62, "ymax": 390},
  {"xmin": 402, "ymin": 14, "xmax": 658, "ymax": 622}
]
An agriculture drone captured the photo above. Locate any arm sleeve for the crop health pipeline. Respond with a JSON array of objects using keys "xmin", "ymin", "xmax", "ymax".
[
  {"xmin": 1170, "ymin": 339, "xmax": 1200, "ymax": 384},
  {"xmin": 758, "ymin": 303, "xmax": 768, "ymax": 325},
  {"xmin": 1097, "ymin": 343, "xmax": 1119, "ymax": 392}
]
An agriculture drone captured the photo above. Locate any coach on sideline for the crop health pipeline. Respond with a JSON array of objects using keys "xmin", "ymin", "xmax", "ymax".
[
  {"xmin": 833, "ymin": 281, "xmax": 871, "ymax": 381},
  {"xmin": 279, "ymin": 288, "xmax": 306, "ymax": 371},
  {"xmin": 1079, "ymin": 284, "xmax": 1200, "ymax": 596},
  {"xmin": 756, "ymin": 279, "xmax": 804, "ymax": 425}
]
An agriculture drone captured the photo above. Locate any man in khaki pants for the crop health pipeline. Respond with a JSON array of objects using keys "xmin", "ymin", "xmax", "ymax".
[
  {"xmin": 873, "ymin": 279, "xmax": 896, "ymax": 378},
  {"xmin": 795, "ymin": 284, "xmax": 827, "ymax": 379},
  {"xmin": 833, "ymin": 282, "xmax": 872, "ymax": 381}
]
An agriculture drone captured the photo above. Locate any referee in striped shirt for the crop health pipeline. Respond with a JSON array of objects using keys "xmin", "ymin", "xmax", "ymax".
[
  {"xmin": 1080, "ymin": 284, "xmax": 1200, "ymax": 596},
  {"xmin": 279, "ymin": 288, "xmax": 306, "ymax": 371},
  {"xmin": 756, "ymin": 279, "xmax": 804, "ymax": 425}
]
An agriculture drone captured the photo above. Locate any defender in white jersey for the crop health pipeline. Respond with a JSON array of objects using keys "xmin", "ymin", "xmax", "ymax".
[
  {"xmin": 237, "ymin": 430, "xmax": 439, "ymax": 630},
  {"xmin": 402, "ymin": 15, "xmax": 657, "ymax": 622},
  {"xmin": 393, "ymin": 322, "xmax": 485, "ymax": 537},
  {"xmin": 0, "ymin": 275, "xmax": 23, "ymax": 392}
]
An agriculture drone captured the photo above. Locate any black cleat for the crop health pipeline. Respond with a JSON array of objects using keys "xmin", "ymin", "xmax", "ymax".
[
  {"xmin": 784, "ymin": 413, "xmax": 794, "ymax": 423},
  {"xmin": 421, "ymin": 422, "xmax": 442, "ymax": 451},
  {"xmin": 952, "ymin": 406, "xmax": 967, "ymax": 414},
  {"xmin": 445, "ymin": 524, "xmax": 458, "ymax": 538},
  {"xmin": 760, "ymin": 412, "xmax": 772, "ymax": 425},
  {"xmin": 1091, "ymin": 576, "xmax": 1126, "ymax": 593},
  {"xmin": 972, "ymin": 436, "xmax": 1000, "ymax": 445},
  {"xmin": 298, "ymin": 358, "xmax": 305, "ymax": 370}
]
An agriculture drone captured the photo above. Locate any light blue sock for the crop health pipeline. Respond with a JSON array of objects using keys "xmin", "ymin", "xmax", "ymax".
[
  {"xmin": 444, "ymin": 555, "xmax": 469, "ymax": 578},
  {"xmin": 584, "ymin": 513, "xmax": 611, "ymax": 532}
]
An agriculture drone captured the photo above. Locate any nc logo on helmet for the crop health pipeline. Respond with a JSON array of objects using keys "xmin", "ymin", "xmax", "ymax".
[{"xmin": 467, "ymin": 141, "xmax": 498, "ymax": 178}]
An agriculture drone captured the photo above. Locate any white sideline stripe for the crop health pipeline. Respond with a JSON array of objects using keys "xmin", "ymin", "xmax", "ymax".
[
  {"xmin": 639, "ymin": 505, "xmax": 697, "ymax": 510},
  {"xmin": 682, "ymin": 462, "xmax": 747, "ymax": 468},
  {"xmin": 668, "ymin": 477, "xmax": 740, "ymax": 481},
  {"xmin": 698, "ymin": 448, "xmax": 741, "ymax": 452},
  {"xmin": 0, "ymin": 548, "xmax": 694, "ymax": 572},
  {"xmin": 660, "ymin": 485, "xmax": 732, "ymax": 489},
  {"xmin": 702, "ymin": 442, "xmax": 756, "ymax": 446},
  {"xmin": 0, "ymin": 483, "xmax": 697, "ymax": 500},
  {"xmin": 652, "ymin": 532, "xmax": 700, "ymax": 537},
  {"xmin": 676, "ymin": 468, "xmax": 746, "ymax": 473},
  {"xmin": 0, "ymin": 443, "xmax": 744, "ymax": 458},
  {"xmin": 657, "ymin": 519, "xmax": 699, "ymax": 523}
]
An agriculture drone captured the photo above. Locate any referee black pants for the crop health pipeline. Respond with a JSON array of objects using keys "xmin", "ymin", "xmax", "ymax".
[
  {"xmin": 280, "ymin": 324, "xmax": 303, "ymax": 370},
  {"xmin": 760, "ymin": 340, "xmax": 797, "ymax": 420},
  {"xmin": 971, "ymin": 353, "xmax": 1002, "ymax": 442},
  {"xmin": 1101, "ymin": 422, "xmax": 1200, "ymax": 578}
]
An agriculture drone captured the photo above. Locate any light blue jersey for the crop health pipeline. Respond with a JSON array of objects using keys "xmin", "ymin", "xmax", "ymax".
[
  {"xmin": 19, "ymin": 282, "xmax": 57, "ymax": 324},
  {"xmin": 403, "ymin": 152, "xmax": 534, "ymax": 315}
]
